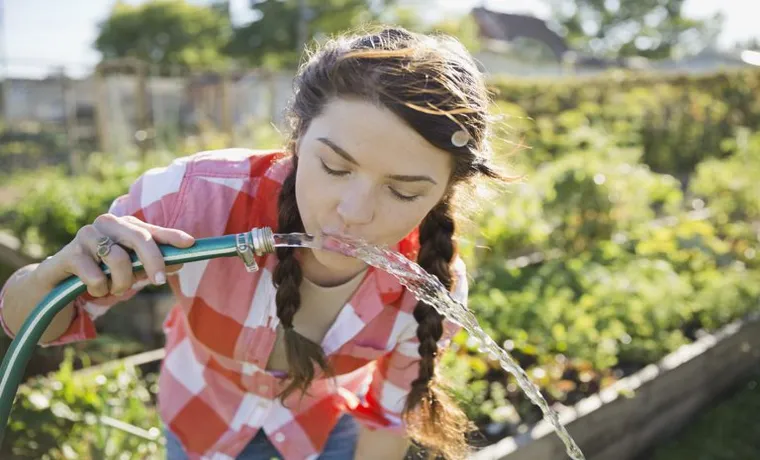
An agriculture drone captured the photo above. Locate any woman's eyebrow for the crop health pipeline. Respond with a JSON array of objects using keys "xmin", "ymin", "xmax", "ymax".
[
  {"xmin": 387, "ymin": 173, "xmax": 437, "ymax": 185},
  {"xmin": 317, "ymin": 136, "xmax": 438, "ymax": 185},
  {"xmin": 317, "ymin": 137, "xmax": 358, "ymax": 165}
]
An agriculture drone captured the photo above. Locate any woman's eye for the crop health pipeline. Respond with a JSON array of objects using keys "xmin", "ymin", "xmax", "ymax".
[
  {"xmin": 320, "ymin": 160, "xmax": 349, "ymax": 177},
  {"xmin": 390, "ymin": 188, "xmax": 420, "ymax": 202},
  {"xmin": 319, "ymin": 158, "xmax": 420, "ymax": 202}
]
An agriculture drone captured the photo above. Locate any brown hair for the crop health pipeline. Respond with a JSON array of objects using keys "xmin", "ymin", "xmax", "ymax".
[{"xmin": 272, "ymin": 26, "xmax": 503, "ymax": 459}]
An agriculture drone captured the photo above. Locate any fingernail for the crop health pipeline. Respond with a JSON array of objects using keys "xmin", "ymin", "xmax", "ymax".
[{"xmin": 154, "ymin": 271, "xmax": 166, "ymax": 285}]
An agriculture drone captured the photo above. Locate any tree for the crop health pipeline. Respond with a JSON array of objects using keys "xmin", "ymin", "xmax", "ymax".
[
  {"xmin": 224, "ymin": 0, "xmax": 480, "ymax": 70},
  {"xmin": 224, "ymin": 0, "xmax": 393, "ymax": 69},
  {"xmin": 424, "ymin": 14, "xmax": 482, "ymax": 54},
  {"xmin": 95, "ymin": 0, "xmax": 233, "ymax": 74},
  {"xmin": 543, "ymin": 0, "xmax": 724, "ymax": 60},
  {"xmin": 378, "ymin": 4, "xmax": 481, "ymax": 53}
]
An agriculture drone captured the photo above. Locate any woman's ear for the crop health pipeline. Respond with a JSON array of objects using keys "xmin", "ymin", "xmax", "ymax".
[{"xmin": 294, "ymin": 137, "xmax": 302, "ymax": 158}]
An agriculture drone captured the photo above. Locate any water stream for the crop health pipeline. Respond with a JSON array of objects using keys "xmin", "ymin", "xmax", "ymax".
[{"xmin": 272, "ymin": 232, "xmax": 585, "ymax": 460}]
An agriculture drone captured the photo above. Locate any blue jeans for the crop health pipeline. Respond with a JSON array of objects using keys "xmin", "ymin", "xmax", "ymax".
[{"xmin": 165, "ymin": 413, "xmax": 359, "ymax": 459}]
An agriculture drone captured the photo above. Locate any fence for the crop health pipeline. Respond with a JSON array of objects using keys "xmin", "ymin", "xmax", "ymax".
[{"xmin": 0, "ymin": 59, "xmax": 295, "ymax": 175}]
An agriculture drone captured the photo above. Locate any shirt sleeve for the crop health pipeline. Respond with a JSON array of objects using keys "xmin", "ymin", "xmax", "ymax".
[
  {"xmin": 348, "ymin": 257, "xmax": 469, "ymax": 434},
  {"xmin": 0, "ymin": 157, "xmax": 190, "ymax": 347}
]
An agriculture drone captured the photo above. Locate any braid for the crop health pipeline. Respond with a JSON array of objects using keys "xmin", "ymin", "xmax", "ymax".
[
  {"xmin": 403, "ymin": 200, "xmax": 472, "ymax": 459},
  {"xmin": 273, "ymin": 157, "xmax": 303, "ymax": 329},
  {"xmin": 272, "ymin": 156, "xmax": 331, "ymax": 400}
]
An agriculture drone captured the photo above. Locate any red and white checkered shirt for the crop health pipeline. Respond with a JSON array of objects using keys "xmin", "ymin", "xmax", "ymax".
[{"xmin": 0, "ymin": 149, "xmax": 467, "ymax": 460}]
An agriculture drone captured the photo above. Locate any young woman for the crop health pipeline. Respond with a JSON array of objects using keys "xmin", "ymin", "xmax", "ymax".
[{"xmin": 0, "ymin": 27, "xmax": 503, "ymax": 460}]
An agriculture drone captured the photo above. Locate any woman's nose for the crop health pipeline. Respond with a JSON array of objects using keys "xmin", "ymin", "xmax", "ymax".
[{"xmin": 337, "ymin": 184, "xmax": 375, "ymax": 226}]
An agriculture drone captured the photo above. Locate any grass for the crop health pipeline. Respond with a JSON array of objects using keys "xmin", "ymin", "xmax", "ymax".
[{"xmin": 647, "ymin": 368, "xmax": 760, "ymax": 460}]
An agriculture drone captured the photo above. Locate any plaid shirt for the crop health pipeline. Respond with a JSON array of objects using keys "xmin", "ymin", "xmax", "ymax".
[{"xmin": 0, "ymin": 149, "xmax": 467, "ymax": 460}]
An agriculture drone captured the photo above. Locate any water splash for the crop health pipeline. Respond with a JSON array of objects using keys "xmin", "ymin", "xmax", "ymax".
[{"xmin": 273, "ymin": 232, "xmax": 585, "ymax": 460}]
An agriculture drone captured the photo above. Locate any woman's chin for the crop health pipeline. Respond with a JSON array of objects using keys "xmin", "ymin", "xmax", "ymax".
[{"xmin": 311, "ymin": 248, "xmax": 365, "ymax": 273}]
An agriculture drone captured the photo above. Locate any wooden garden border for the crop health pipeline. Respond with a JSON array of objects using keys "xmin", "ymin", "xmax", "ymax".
[{"xmin": 471, "ymin": 312, "xmax": 760, "ymax": 460}]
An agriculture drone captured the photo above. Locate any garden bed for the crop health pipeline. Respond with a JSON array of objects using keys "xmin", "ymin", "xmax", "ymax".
[
  {"xmin": 471, "ymin": 312, "xmax": 760, "ymax": 460},
  {"xmin": 1, "ymin": 348, "xmax": 166, "ymax": 459},
  {"xmin": 1, "ymin": 67, "xmax": 758, "ymax": 459}
]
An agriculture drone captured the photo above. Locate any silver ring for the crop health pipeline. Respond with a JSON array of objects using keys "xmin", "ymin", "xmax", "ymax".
[{"xmin": 96, "ymin": 235, "xmax": 115, "ymax": 260}]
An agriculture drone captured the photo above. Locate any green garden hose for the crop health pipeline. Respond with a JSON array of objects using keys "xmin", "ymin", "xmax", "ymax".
[{"xmin": 0, "ymin": 227, "xmax": 277, "ymax": 447}]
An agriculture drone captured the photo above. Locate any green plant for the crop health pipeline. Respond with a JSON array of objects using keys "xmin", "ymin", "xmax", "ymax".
[
  {"xmin": 447, "ymin": 139, "xmax": 759, "ymax": 430},
  {"xmin": 4, "ymin": 348, "xmax": 163, "ymax": 459},
  {"xmin": 490, "ymin": 68, "xmax": 760, "ymax": 175},
  {"xmin": 689, "ymin": 129, "xmax": 760, "ymax": 224},
  {"xmin": 472, "ymin": 146, "xmax": 683, "ymax": 266},
  {"xmin": 0, "ymin": 121, "xmax": 287, "ymax": 256},
  {"xmin": 0, "ymin": 153, "xmax": 170, "ymax": 255},
  {"xmin": 0, "ymin": 122, "xmax": 70, "ymax": 178}
]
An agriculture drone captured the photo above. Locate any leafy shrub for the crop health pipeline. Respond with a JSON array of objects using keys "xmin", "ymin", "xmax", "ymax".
[
  {"xmin": 446, "ymin": 135, "xmax": 759, "ymax": 432},
  {"xmin": 689, "ymin": 129, "xmax": 760, "ymax": 224},
  {"xmin": 4, "ymin": 348, "xmax": 163, "ymax": 459},
  {"xmin": 0, "ymin": 122, "xmax": 70, "ymax": 177},
  {"xmin": 473, "ymin": 146, "xmax": 683, "ymax": 264},
  {"xmin": 490, "ymin": 69, "xmax": 760, "ymax": 175},
  {"xmin": 446, "ymin": 211, "xmax": 760, "ymax": 432},
  {"xmin": 0, "ymin": 153, "xmax": 172, "ymax": 254},
  {"xmin": 0, "ymin": 120, "xmax": 286, "ymax": 256}
]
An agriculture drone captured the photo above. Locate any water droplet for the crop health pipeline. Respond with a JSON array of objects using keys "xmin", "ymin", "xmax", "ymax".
[{"xmin": 466, "ymin": 336, "xmax": 481, "ymax": 348}]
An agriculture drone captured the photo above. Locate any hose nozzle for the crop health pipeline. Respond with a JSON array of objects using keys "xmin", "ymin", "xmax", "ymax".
[{"xmin": 236, "ymin": 227, "xmax": 276, "ymax": 272}]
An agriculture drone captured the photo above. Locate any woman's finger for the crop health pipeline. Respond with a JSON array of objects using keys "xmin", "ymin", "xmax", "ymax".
[
  {"xmin": 92, "ymin": 214, "xmax": 167, "ymax": 285},
  {"xmin": 81, "ymin": 226, "xmax": 136, "ymax": 295},
  {"xmin": 122, "ymin": 215, "xmax": 195, "ymax": 248}
]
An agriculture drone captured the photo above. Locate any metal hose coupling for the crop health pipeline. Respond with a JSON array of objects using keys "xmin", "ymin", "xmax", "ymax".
[{"xmin": 236, "ymin": 227, "xmax": 276, "ymax": 272}]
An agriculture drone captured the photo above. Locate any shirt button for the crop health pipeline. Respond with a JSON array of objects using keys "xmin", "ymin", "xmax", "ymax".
[{"xmin": 274, "ymin": 433, "xmax": 285, "ymax": 443}]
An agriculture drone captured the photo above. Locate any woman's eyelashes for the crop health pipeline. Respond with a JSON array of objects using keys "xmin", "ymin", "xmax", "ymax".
[
  {"xmin": 319, "ymin": 159, "xmax": 422, "ymax": 202},
  {"xmin": 319, "ymin": 159, "xmax": 349, "ymax": 177},
  {"xmin": 388, "ymin": 188, "xmax": 420, "ymax": 202}
]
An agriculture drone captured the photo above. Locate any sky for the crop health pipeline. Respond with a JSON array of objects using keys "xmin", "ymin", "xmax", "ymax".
[{"xmin": 0, "ymin": 0, "xmax": 758, "ymax": 78}]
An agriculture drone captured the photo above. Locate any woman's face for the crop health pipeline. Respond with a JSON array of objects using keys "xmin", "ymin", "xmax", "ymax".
[{"xmin": 295, "ymin": 97, "xmax": 453, "ymax": 275}]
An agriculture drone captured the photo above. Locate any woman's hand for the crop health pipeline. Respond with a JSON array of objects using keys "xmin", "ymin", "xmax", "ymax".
[
  {"xmin": 42, "ymin": 213, "xmax": 195, "ymax": 297},
  {"xmin": 1, "ymin": 214, "xmax": 195, "ymax": 343}
]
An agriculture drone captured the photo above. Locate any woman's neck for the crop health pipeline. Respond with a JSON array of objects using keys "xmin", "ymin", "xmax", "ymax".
[{"xmin": 298, "ymin": 248, "xmax": 367, "ymax": 287}]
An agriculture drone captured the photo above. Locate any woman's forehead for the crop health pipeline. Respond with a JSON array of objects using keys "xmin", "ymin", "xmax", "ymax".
[{"xmin": 303, "ymin": 98, "xmax": 453, "ymax": 176}]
